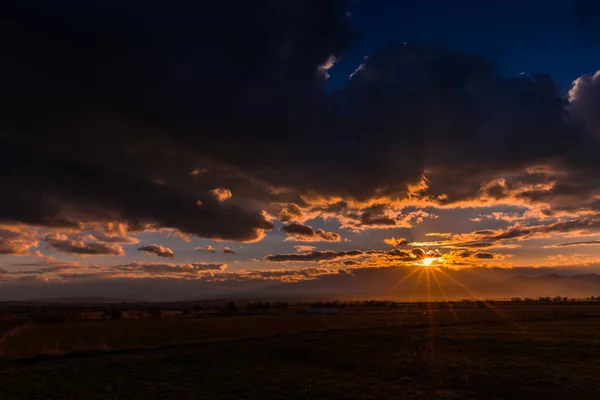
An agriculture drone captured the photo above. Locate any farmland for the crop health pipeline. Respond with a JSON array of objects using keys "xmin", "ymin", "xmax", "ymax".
[{"xmin": 1, "ymin": 302, "xmax": 600, "ymax": 399}]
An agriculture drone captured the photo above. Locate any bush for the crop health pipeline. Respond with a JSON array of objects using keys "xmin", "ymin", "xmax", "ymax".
[{"xmin": 226, "ymin": 301, "xmax": 239, "ymax": 315}]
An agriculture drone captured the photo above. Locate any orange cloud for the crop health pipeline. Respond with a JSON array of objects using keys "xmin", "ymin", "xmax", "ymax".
[
  {"xmin": 412, "ymin": 218, "xmax": 600, "ymax": 250},
  {"xmin": 210, "ymin": 188, "xmax": 232, "ymax": 202},
  {"xmin": 195, "ymin": 245, "xmax": 216, "ymax": 253},
  {"xmin": 138, "ymin": 244, "xmax": 175, "ymax": 258},
  {"xmin": 294, "ymin": 245, "xmax": 317, "ymax": 252},
  {"xmin": 44, "ymin": 233, "xmax": 125, "ymax": 257},
  {"xmin": 384, "ymin": 237, "xmax": 408, "ymax": 247},
  {"xmin": 0, "ymin": 225, "xmax": 39, "ymax": 256},
  {"xmin": 281, "ymin": 223, "xmax": 341, "ymax": 242}
]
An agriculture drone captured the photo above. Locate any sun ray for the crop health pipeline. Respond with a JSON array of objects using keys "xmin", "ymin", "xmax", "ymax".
[
  {"xmin": 433, "ymin": 267, "xmax": 530, "ymax": 335},
  {"xmin": 425, "ymin": 269, "xmax": 437, "ymax": 366},
  {"xmin": 426, "ymin": 268, "xmax": 433, "ymax": 319},
  {"xmin": 408, "ymin": 267, "xmax": 427, "ymax": 303},
  {"xmin": 391, "ymin": 265, "xmax": 423, "ymax": 292},
  {"xmin": 429, "ymin": 268, "xmax": 459, "ymax": 322},
  {"xmin": 429, "ymin": 268, "xmax": 448, "ymax": 302}
]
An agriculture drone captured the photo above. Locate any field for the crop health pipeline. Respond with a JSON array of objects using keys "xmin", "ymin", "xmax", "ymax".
[{"xmin": 1, "ymin": 304, "xmax": 600, "ymax": 399}]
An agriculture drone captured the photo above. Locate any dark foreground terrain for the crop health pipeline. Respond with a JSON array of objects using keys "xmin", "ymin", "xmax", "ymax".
[{"xmin": 1, "ymin": 308, "xmax": 600, "ymax": 400}]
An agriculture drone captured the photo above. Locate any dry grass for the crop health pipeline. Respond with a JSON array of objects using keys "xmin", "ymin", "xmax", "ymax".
[
  {"xmin": 2, "ymin": 304, "xmax": 599, "ymax": 359},
  {"xmin": 2, "ymin": 313, "xmax": 408, "ymax": 358},
  {"xmin": 1, "ymin": 316, "xmax": 600, "ymax": 399},
  {"xmin": 0, "ymin": 323, "xmax": 30, "ymax": 357}
]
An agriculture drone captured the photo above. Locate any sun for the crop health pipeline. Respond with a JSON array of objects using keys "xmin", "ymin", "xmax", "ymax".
[{"xmin": 422, "ymin": 257, "xmax": 437, "ymax": 266}]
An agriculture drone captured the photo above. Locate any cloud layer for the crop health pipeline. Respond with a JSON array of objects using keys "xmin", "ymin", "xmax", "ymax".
[
  {"xmin": 45, "ymin": 233, "xmax": 125, "ymax": 256},
  {"xmin": 2, "ymin": 0, "xmax": 599, "ymax": 243},
  {"xmin": 1, "ymin": 1, "xmax": 600, "ymax": 293}
]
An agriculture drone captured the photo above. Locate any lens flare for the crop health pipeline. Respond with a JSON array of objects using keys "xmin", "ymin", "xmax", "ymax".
[{"xmin": 422, "ymin": 257, "xmax": 436, "ymax": 266}]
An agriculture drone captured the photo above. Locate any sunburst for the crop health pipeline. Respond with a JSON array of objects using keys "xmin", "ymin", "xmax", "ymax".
[{"xmin": 422, "ymin": 257, "xmax": 438, "ymax": 266}]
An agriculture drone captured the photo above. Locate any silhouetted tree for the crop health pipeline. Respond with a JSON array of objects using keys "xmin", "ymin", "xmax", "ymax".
[
  {"xmin": 193, "ymin": 305, "xmax": 203, "ymax": 317},
  {"xmin": 226, "ymin": 301, "xmax": 238, "ymax": 315},
  {"xmin": 102, "ymin": 310, "xmax": 122, "ymax": 320},
  {"xmin": 273, "ymin": 301, "xmax": 288, "ymax": 313}
]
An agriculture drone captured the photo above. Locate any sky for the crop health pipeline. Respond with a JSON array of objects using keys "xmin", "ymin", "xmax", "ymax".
[{"xmin": 2, "ymin": 0, "xmax": 600, "ymax": 300}]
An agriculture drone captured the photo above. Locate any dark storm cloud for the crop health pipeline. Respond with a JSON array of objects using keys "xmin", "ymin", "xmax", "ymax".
[
  {"xmin": 2, "ymin": 0, "xmax": 600, "ymax": 240},
  {"xmin": 265, "ymin": 247, "xmax": 434, "ymax": 264},
  {"xmin": 418, "ymin": 218, "xmax": 600, "ymax": 250},
  {"xmin": 281, "ymin": 223, "xmax": 342, "ymax": 242},
  {"xmin": 339, "ymin": 204, "xmax": 398, "ymax": 227},
  {"xmin": 410, "ymin": 248, "xmax": 427, "ymax": 259},
  {"xmin": 315, "ymin": 229, "xmax": 342, "ymax": 241},
  {"xmin": 265, "ymin": 250, "xmax": 363, "ymax": 262},
  {"xmin": 570, "ymin": 71, "xmax": 600, "ymax": 137},
  {"xmin": 359, "ymin": 212, "xmax": 396, "ymax": 226},
  {"xmin": 0, "ymin": 0, "xmax": 353, "ymax": 239},
  {"xmin": 278, "ymin": 204, "xmax": 304, "ymax": 222},
  {"xmin": 473, "ymin": 252, "xmax": 495, "ymax": 259},
  {"xmin": 311, "ymin": 201, "xmax": 350, "ymax": 214},
  {"xmin": 493, "ymin": 218, "xmax": 600, "ymax": 240},
  {"xmin": 282, "ymin": 223, "xmax": 315, "ymax": 237},
  {"xmin": 138, "ymin": 244, "xmax": 175, "ymax": 258},
  {"xmin": 326, "ymin": 44, "xmax": 597, "ymax": 203}
]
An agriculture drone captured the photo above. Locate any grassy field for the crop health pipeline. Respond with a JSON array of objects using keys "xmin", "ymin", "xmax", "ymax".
[
  {"xmin": 2, "ymin": 303, "xmax": 598, "ymax": 359},
  {"xmin": 1, "ymin": 307, "xmax": 600, "ymax": 399}
]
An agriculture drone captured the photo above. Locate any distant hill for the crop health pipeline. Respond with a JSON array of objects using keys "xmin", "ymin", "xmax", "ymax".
[
  {"xmin": 22, "ymin": 296, "xmax": 138, "ymax": 304},
  {"xmin": 467, "ymin": 274, "xmax": 600, "ymax": 299},
  {"xmin": 224, "ymin": 271, "xmax": 600, "ymax": 301},
  {"xmin": 5, "ymin": 268, "xmax": 600, "ymax": 303},
  {"xmin": 387, "ymin": 273, "xmax": 600, "ymax": 300}
]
